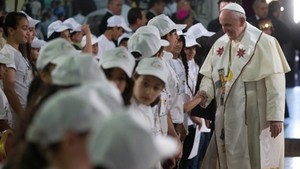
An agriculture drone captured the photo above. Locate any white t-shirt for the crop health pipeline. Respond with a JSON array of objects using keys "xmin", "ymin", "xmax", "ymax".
[
  {"xmin": 97, "ymin": 34, "xmax": 116, "ymax": 60},
  {"xmin": 130, "ymin": 99, "xmax": 161, "ymax": 136},
  {"xmin": 0, "ymin": 88, "xmax": 12, "ymax": 128},
  {"xmin": 162, "ymin": 52, "xmax": 184, "ymax": 124},
  {"xmin": 1, "ymin": 44, "xmax": 33, "ymax": 108}
]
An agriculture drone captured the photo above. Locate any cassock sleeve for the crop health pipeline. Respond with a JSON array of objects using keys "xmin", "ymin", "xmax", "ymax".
[
  {"xmin": 199, "ymin": 49, "xmax": 215, "ymax": 108},
  {"xmin": 265, "ymin": 73, "xmax": 285, "ymax": 122}
]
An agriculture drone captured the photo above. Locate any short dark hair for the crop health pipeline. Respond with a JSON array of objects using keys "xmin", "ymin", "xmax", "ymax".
[
  {"xmin": 217, "ymin": 0, "xmax": 243, "ymax": 5},
  {"xmin": 127, "ymin": 8, "xmax": 143, "ymax": 25},
  {"xmin": 148, "ymin": 0, "xmax": 165, "ymax": 9},
  {"xmin": 268, "ymin": 1, "xmax": 281, "ymax": 15}
]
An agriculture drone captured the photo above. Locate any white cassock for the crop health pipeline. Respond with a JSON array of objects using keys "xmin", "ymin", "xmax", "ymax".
[{"xmin": 199, "ymin": 23, "xmax": 290, "ymax": 169}]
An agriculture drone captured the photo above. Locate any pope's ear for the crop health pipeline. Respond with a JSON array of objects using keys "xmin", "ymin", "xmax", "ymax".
[{"xmin": 239, "ymin": 16, "xmax": 246, "ymax": 26}]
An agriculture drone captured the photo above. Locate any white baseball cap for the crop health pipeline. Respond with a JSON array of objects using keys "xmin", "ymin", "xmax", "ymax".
[
  {"xmin": 81, "ymin": 34, "xmax": 99, "ymax": 47},
  {"xmin": 26, "ymin": 83, "xmax": 122, "ymax": 147},
  {"xmin": 89, "ymin": 114, "xmax": 178, "ymax": 169},
  {"xmin": 99, "ymin": 47, "xmax": 135, "ymax": 77},
  {"xmin": 117, "ymin": 33, "xmax": 131, "ymax": 46},
  {"xmin": 51, "ymin": 53, "xmax": 106, "ymax": 86},
  {"xmin": 31, "ymin": 37, "xmax": 46, "ymax": 48},
  {"xmin": 107, "ymin": 15, "xmax": 131, "ymax": 32},
  {"xmin": 135, "ymin": 57, "xmax": 168, "ymax": 84},
  {"xmin": 186, "ymin": 23, "xmax": 215, "ymax": 39},
  {"xmin": 20, "ymin": 11, "xmax": 40, "ymax": 28},
  {"xmin": 147, "ymin": 14, "xmax": 186, "ymax": 37},
  {"xmin": 128, "ymin": 25, "xmax": 169, "ymax": 59},
  {"xmin": 184, "ymin": 34, "xmax": 200, "ymax": 48},
  {"xmin": 221, "ymin": 2, "xmax": 246, "ymax": 15},
  {"xmin": 63, "ymin": 17, "xmax": 82, "ymax": 33},
  {"xmin": 0, "ymin": 52, "xmax": 13, "ymax": 65},
  {"xmin": 37, "ymin": 38, "xmax": 77, "ymax": 70},
  {"xmin": 47, "ymin": 20, "xmax": 70, "ymax": 38}
]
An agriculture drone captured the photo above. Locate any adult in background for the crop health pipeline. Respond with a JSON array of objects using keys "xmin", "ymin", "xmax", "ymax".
[
  {"xmin": 146, "ymin": 0, "xmax": 165, "ymax": 22},
  {"xmin": 207, "ymin": 0, "xmax": 243, "ymax": 32},
  {"xmin": 247, "ymin": 0, "xmax": 268, "ymax": 28},
  {"xmin": 127, "ymin": 8, "xmax": 147, "ymax": 33},
  {"xmin": 199, "ymin": 3, "xmax": 290, "ymax": 169},
  {"xmin": 98, "ymin": 0, "xmax": 123, "ymax": 35}
]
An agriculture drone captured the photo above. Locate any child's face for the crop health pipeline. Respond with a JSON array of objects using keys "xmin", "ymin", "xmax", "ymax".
[
  {"xmin": 27, "ymin": 27, "xmax": 36, "ymax": 44},
  {"xmin": 133, "ymin": 75, "xmax": 164, "ymax": 106},
  {"xmin": 31, "ymin": 48, "xmax": 40, "ymax": 65},
  {"xmin": 92, "ymin": 43, "xmax": 99, "ymax": 56},
  {"xmin": 184, "ymin": 46, "xmax": 196, "ymax": 60},
  {"xmin": 12, "ymin": 17, "xmax": 29, "ymax": 44},
  {"xmin": 172, "ymin": 39, "xmax": 183, "ymax": 55},
  {"xmin": 166, "ymin": 31, "xmax": 179, "ymax": 51},
  {"xmin": 72, "ymin": 31, "xmax": 84, "ymax": 43},
  {"xmin": 106, "ymin": 68, "xmax": 127, "ymax": 93}
]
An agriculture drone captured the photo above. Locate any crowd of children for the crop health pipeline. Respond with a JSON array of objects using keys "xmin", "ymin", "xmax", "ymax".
[{"xmin": 0, "ymin": 2, "xmax": 215, "ymax": 168}]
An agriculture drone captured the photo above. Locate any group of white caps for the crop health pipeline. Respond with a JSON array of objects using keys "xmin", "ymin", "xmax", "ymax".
[{"xmin": 23, "ymin": 37, "xmax": 176, "ymax": 169}]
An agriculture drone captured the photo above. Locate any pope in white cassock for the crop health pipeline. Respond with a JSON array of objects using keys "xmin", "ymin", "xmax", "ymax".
[{"xmin": 198, "ymin": 3, "xmax": 290, "ymax": 169}]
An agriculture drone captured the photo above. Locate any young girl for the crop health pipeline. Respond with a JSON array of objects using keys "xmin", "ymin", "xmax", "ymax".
[
  {"xmin": 130, "ymin": 57, "xmax": 168, "ymax": 135},
  {"xmin": 1, "ymin": 12, "xmax": 30, "ymax": 120},
  {"xmin": 30, "ymin": 37, "xmax": 46, "ymax": 66},
  {"xmin": 179, "ymin": 34, "xmax": 208, "ymax": 169},
  {"xmin": 81, "ymin": 34, "xmax": 99, "ymax": 56},
  {"xmin": 47, "ymin": 20, "xmax": 71, "ymax": 42},
  {"xmin": 98, "ymin": 47, "xmax": 135, "ymax": 106}
]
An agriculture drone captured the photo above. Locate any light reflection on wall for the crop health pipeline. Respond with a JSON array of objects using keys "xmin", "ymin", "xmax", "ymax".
[{"xmin": 295, "ymin": 0, "xmax": 300, "ymax": 23}]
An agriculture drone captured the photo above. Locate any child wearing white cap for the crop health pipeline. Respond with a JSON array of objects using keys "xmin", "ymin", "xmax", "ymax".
[
  {"xmin": 89, "ymin": 114, "xmax": 178, "ymax": 169},
  {"xmin": 98, "ymin": 47, "xmax": 135, "ymax": 106},
  {"xmin": 130, "ymin": 57, "xmax": 167, "ymax": 136},
  {"xmin": 130, "ymin": 58, "xmax": 180, "ymax": 169},
  {"xmin": 1, "ymin": 12, "xmax": 33, "ymax": 119},
  {"xmin": 0, "ymin": 53, "xmax": 14, "ymax": 131},
  {"xmin": 27, "ymin": 38, "xmax": 77, "ymax": 107},
  {"xmin": 19, "ymin": 11, "xmax": 40, "ymax": 44},
  {"xmin": 96, "ymin": 15, "xmax": 131, "ymax": 60},
  {"xmin": 7, "ymin": 83, "xmax": 117, "ymax": 169},
  {"xmin": 81, "ymin": 34, "xmax": 99, "ymax": 56},
  {"xmin": 30, "ymin": 37, "xmax": 46, "ymax": 66},
  {"xmin": 63, "ymin": 17, "xmax": 94, "ymax": 53},
  {"xmin": 127, "ymin": 25, "xmax": 169, "ymax": 60},
  {"xmin": 117, "ymin": 33, "xmax": 131, "ymax": 48},
  {"xmin": 148, "ymin": 14, "xmax": 187, "ymax": 146},
  {"xmin": 172, "ymin": 34, "xmax": 209, "ymax": 168},
  {"xmin": 47, "ymin": 20, "xmax": 71, "ymax": 42}
]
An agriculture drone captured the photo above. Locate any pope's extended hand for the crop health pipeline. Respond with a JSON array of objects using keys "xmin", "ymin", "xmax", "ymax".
[{"xmin": 269, "ymin": 121, "xmax": 283, "ymax": 138}]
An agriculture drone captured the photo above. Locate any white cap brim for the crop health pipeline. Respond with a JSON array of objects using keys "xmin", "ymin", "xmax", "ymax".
[
  {"xmin": 174, "ymin": 24, "xmax": 187, "ymax": 31},
  {"xmin": 161, "ymin": 39, "xmax": 169, "ymax": 47},
  {"xmin": 186, "ymin": 42, "xmax": 200, "ymax": 48},
  {"xmin": 121, "ymin": 24, "xmax": 132, "ymax": 32},
  {"xmin": 136, "ymin": 69, "xmax": 167, "ymax": 84},
  {"xmin": 47, "ymin": 25, "xmax": 70, "ymax": 38},
  {"xmin": 154, "ymin": 135, "xmax": 178, "ymax": 159},
  {"xmin": 29, "ymin": 19, "xmax": 40, "ymax": 28},
  {"xmin": 31, "ymin": 37, "xmax": 46, "ymax": 48}
]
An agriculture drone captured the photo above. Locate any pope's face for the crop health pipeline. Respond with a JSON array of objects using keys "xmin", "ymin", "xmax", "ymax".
[{"xmin": 219, "ymin": 10, "xmax": 245, "ymax": 40}]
